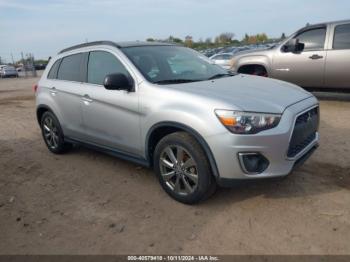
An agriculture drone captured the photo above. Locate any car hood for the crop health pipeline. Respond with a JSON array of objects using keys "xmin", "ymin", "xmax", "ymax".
[
  {"xmin": 167, "ymin": 74, "xmax": 313, "ymax": 113},
  {"xmin": 233, "ymin": 47, "xmax": 275, "ymax": 58}
]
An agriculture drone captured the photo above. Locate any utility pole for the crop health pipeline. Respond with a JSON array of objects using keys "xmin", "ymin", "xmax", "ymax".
[
  {"xmin": 31, "ymin": 53, "xmax": 37, "ymax": 77},
  {"xmin": 11, "ymin": 53, "xmax": 15, "ymax": 65},
  {"xmin": 21, "ymin": 52, "xmax": 27, "ymax": 77}
]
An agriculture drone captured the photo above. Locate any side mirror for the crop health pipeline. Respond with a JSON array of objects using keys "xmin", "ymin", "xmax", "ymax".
[
  {"xmin": 283, "ymin": 39, "xmax": 305, "ymax": 53},
  {"xmin": 103, "ymin": 73, "xmax": 134, "ymax": 91}
]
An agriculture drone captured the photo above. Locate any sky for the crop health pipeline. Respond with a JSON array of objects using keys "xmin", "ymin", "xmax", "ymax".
[{"xmin": 0, "ymin": 0, "xmax": 349, "ymax": 62}]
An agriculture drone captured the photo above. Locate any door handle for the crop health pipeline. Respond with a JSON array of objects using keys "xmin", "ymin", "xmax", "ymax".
[
  {"xmin": 82, "ymin": 94, "xmax": 93, "ymax": 103},
  {"xmin": 309, "ymin": 54, "xmax": 323, "ymax": 60},
  {"xmin": 50, "ymin": 87, "xmax": 57, "ymax": 96}
]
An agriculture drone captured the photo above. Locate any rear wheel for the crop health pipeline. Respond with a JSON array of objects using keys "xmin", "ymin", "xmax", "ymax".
[
  {"xmin": 40, "ymin": 111, "xmax": 72, "ymax": 154},
  {"xmin": 153, "ymin": 132, "xmax": 216, "ymax": 204}
]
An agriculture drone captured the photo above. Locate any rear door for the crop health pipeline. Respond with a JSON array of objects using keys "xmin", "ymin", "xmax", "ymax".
[
  {"xmin": 53, "ymin": 53, "xmax": 85, "ymax": 138},
  {"xmin": 272, "ymin": 26, "xmax": 327, "ymax": 88},
  {"xmin": 81, "ymin": 50, "xmax": 141, "ymax": 155},
  {"xmin": 325, "ymin": 23, "xmax": 350, "ymax": 88}
]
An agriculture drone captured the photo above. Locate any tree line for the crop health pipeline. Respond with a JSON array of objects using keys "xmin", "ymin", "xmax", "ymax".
[{"xmin": 146, "ymin": 32, "xmax": 287, "ymax": 49}]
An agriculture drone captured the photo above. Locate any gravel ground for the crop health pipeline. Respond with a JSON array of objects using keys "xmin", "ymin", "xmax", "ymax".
[{"xmin": 0, "ymin": 75, "xmax": 349, "ymax": 255}]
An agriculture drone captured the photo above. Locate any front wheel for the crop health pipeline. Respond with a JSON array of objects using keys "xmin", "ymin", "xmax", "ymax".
[
  {"xmin": 153, "ymin": 132, "xmax": 216, "ymax": 204},
  {"xmin": 252, "ymin": 66, "xmax": 268, "ymax": 77}
]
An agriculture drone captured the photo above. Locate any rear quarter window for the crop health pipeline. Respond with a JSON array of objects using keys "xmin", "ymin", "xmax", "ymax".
[{"xmin": 47, "ymin": 59, "xmax": 61, "ymax": 79}]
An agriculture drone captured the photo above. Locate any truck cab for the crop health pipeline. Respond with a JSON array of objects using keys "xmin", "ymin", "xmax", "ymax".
[{"xmin": 231, "ymin": 20, "xmax": 350, "ymax": 89}]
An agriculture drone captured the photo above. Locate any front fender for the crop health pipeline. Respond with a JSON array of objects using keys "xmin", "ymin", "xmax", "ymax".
[
  {"xmin": 141, "ymin": 105, "xmax": 224, "ymax": 146},
  {"xmin": 144, "ymin": 120, "xmax": 221, "ymax": 178}
]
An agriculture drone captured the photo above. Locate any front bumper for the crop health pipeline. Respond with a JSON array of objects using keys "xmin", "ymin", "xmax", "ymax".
[
  {"xmin": 216, "ymin": 144, "xmax": 318, "ymax": 187},
  {"xmin": 206, "ymin": 96, "xmax": 319, "ymax": 182}
]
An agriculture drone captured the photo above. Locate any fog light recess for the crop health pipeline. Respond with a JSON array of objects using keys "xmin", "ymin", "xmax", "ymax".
[{"xmin": 238, "ymin": 153, "xmax": 269, "ymax": 174}]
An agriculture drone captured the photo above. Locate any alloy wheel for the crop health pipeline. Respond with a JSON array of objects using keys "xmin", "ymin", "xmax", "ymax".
[
  {"xmin": 43, "ymin": 116, "xmax": 59, "ymax": 149},
  {"xmin": 159, "ymin": 145, "xmax": 198, "ymax": 195}
]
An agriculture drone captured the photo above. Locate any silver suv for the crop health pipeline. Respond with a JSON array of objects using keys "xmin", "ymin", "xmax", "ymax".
[
  {"xmin": 36, "ymin": 41, "xmax": 319, "ymax": 204},
  {"xmin": 230, "ymin": 20, "xmax": 350, "ymax": 89}
]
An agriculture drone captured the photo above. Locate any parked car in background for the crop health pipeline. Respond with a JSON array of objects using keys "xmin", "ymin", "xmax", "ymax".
[
  {"xmin": 210, "ymin": 53, "xmax": 234, "ymax": 69},
  {"xmin": 36, "ymin": 41, "xmax": 319, "ymax": 204},
  {"xmin": 230, "ymin": 20, "xmax": 350, "ymax": 89},
  {"xmin": 25, "ymin": 64, "xmax": 35, "ymax": 71},
  {"xmin": 0, "ymin": 66, "xmax": 18, "ymax": 78},
  {"xmin": 218, "ymin": 46, "xmax": 238, "ymax": 54},
  {"xmin": 34, "ymin": 63, "xmax": 47, "ymax": 70},
  {"xmin": 0, "ymin": 65, "xmax": 8, "ymax": 72}
]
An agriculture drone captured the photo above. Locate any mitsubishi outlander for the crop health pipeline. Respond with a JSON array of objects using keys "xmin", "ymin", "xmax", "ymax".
[{"xmin": 35, "ymin": 41, "xmax": 319, "ymax": 204}]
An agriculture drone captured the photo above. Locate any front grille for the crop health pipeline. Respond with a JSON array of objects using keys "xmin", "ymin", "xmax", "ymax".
[{"xmin": 287, "ymin": 107, "xmax": 319, "ymax": 158}]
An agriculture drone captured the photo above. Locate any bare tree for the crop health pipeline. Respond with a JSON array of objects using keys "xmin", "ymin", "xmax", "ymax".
[
  {"xmin": 218, "ymin": 32, "xmax": 235, "ymax": 43},
  {"xmin": 205, "ymin": 37, "xmax": 212, "ymax": 44}
]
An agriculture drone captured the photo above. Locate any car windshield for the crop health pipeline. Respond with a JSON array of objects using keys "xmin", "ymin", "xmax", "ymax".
[{"xmin": 121, "ymin": 45, "xmax": 233, "ymax": 84}]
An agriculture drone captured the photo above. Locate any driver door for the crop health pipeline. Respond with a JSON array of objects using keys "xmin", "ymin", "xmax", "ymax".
[
  {"xmin": 81, "ymin": 50, "xmax": 141, "ymax": 156},
  {"xmin": 272, "ymin": 27, "xmax": 327, "ymax": 88}
]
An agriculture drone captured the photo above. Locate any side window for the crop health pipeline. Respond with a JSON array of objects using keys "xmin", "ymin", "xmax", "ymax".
[
  {"xmin": 222, "ymin": 54, "xmax": 232, "ymax": 60},
  {"xmin": 296, "ymin": 28, "xmax": 326, "ymax": 51},
  {"xmin": 87, "ymin": 51, "xmax": 130, "ymax": 85},
  {"xmin": 213, "ymin": 55, "xmax": 223, "ymax": 60},
  {"xmin": 57, "ymin": 53, "xmax": 83, "ymax": 82},
  {"xmin": 47, "ymin": 59, "xmax": 61, "ymax": 79},
  {"xmin": 333, "ymin": 24, "xmax": 350, "ymax": 50}
]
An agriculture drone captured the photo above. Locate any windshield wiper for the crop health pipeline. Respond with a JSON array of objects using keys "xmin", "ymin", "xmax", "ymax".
[
  {"xmin": 154, "ymin": 79, "xmax": 201, "ymax": 85},
  {"xmin": 208, "ymin": 73, "xmax": 235, "ymax": 80}
]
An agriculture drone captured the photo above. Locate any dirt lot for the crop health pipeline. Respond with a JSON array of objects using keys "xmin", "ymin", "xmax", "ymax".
[{"xmin": 0, "ymin": 75, "xmax": 349, "ymax": 255}]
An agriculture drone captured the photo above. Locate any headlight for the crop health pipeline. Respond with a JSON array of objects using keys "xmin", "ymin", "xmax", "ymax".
[{"xmin": 215, "ymin": 110, "xmax": 281, "ymax": 134}]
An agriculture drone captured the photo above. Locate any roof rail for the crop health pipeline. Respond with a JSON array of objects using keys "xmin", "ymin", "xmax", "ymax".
[{"xmin": 58, "ymin": 41, "xmax": 120, "ymax": 54}]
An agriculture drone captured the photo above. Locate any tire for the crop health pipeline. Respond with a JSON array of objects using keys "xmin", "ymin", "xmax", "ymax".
[
  {"xmin": 153, "ymin": 132, "xmax": 216, "ymax": 204},
  {"xmin": 252, "ymin": 66, "xmax": 268, "ymax": 77},
  {"xmin": 40, "ymin": 111, "xmax": 72, "ymax": 154}
]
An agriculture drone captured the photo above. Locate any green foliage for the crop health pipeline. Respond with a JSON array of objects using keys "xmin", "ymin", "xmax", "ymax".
[
  {"xmin": 241, "ymin": 33, "xmax": 269, "ymax": 44},
  {"xmin": 145, "ymin": 31, "xmax": 283, "ymax": 50},
  {"xmin": 35, "ymin": 59, "xmax": 48, "ymax": 65}
]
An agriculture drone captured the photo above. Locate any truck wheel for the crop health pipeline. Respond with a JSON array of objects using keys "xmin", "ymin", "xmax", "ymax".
[
  {"xmin": 40, "ymin": 111, "xmax": 72, "ymax": 154},
  {"xmin": 252, "ymin": 66, "xmax": 268, "ymax": 77},
  {"xmin": 153, "ymin": 132, "xmax": 216, "ymax": 204}
]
